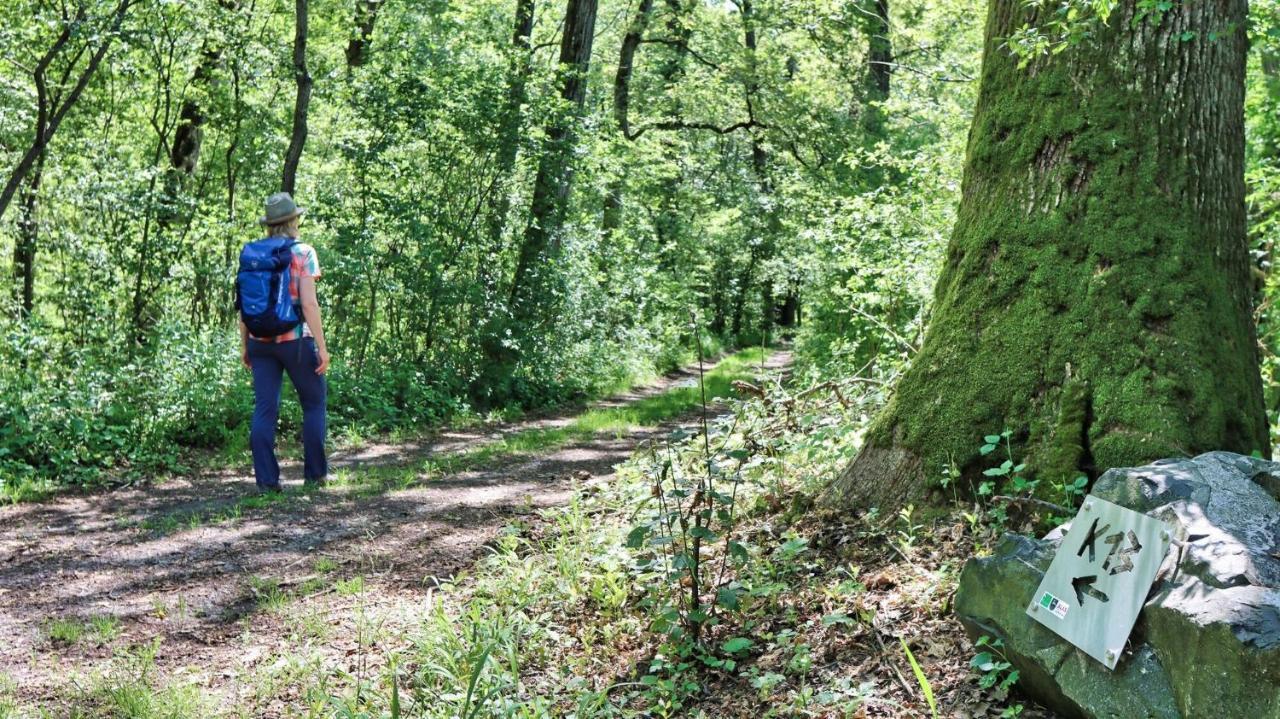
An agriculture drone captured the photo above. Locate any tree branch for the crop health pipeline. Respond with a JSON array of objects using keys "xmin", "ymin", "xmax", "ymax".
[
  {"xmin": 640, "ymin": 37, "xmax": 719, "ymax": 70},
  {"xmin": 624, "ymin": 118, "xmax": 766, "ymax": 141}
]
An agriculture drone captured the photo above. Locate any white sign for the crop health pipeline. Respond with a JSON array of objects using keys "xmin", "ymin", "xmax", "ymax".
[{"xmin": 1026, "ymin": 495, "xmax": 1173, "ymax": 670}]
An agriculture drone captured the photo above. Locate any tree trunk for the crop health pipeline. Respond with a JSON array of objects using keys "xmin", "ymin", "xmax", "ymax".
[
  {"xmin": 170, "ymin": 2, "xmax": 239, "ymax": 177},
  {"xmin": 507, "ymin": 0, "xmax": 599, "ymax": 330},
  {"xmin": 601, "ymin": 0, "xmax": 655, "ymax": 235},
  {"xmin": 1260, "ymin": 46, "xmax": 1280, "ymax": 159},
  {"xmin": 650, "ymin": 0, "xmax": 693, "ymax": 263},
  {"xmin": 12, "ymin": 151, "xmax": 43, "ymax": 318},
  {"xmin": 827, "ymin": 0, "xmax": 1266, "ymax": 512},
  {"xmin": 485, "ymin": 0, "xmax": 536, "ymax": 252},
  {"xmin": 861, "ymin": 0, "xmax": 891, "ymax": 136},
  {"xmin": 282, "ymin": 0, "xmax": 312, "ymax": 195},
  {"xmin": 734, "ymin": 0, "xmax": 778, "ymax": 341},
  {"xmin": 473, "ymin": 0, "xmax": 539, "ymax": 403},
  {"xmin": 345, "ymin": 0, "xmax": 382, "ymax": 67}
]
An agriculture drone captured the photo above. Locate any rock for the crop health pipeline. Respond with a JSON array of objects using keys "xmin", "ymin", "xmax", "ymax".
[{"xmin": 955, "ymin": 451, "xmax": 1280, "ymax": 719}]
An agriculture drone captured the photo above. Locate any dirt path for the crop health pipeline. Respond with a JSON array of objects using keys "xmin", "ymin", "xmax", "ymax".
[{"xmin": 0, "ymin": 352, "xmax": 791, "ymax": 710}]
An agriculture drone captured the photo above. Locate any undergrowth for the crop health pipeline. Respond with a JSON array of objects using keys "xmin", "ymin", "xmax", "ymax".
[
  {"xmin": 301, "ymin": 359, "xmax": 1038, "ymax": 717},
  {"xmin": 16, "ymin": 349, "xmax": 1050, "ymax": 718}
]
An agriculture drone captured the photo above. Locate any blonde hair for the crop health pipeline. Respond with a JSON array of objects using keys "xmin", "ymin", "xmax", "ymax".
[{"xmin": 266, "ymin": 216, "xmax": 301, "ymax": 239}]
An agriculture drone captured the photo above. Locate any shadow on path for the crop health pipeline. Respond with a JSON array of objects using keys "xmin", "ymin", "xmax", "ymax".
[{"xmin": 0, "ymin": 351, "xmax": 791, "ymax": 703}]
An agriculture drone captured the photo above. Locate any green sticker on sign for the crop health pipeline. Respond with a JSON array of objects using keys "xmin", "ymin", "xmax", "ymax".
[{"xmin": 1038, "ymin": 591, "xmax": 1069, "ymax": 619}]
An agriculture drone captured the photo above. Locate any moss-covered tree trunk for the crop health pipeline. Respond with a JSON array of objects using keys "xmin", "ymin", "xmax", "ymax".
[{"xmin": 828, "ymin": 0, "xmax": 1268, "ymax": 510}]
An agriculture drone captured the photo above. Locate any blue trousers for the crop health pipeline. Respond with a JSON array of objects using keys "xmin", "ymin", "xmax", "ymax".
[{"xmin": 248, "ymin": 337, "xmax": 328, "ymax": 488}]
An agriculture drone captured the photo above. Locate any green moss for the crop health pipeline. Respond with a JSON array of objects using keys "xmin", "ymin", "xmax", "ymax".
[
  {"xmin": 1034, "ymin": 379, "xmax": 1088, "ymax": 484},
  {"xmin": 851, "ymin": 0, "xmax": 1265, "ymax": 506}
]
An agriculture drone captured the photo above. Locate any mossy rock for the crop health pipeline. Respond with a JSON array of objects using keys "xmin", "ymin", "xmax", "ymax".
[{"xmin": 956, "ymin": 453, "xmax": 1280, "ymax": 719}]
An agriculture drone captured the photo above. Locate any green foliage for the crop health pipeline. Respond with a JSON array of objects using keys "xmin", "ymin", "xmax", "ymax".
[
  {"xmin": 971, "ymin": 635, "xmax": 1023, "ymax": 716},
  {"xmin": 900, "ymin": 636, "xmax": 939, "ymax": 719},
  {"xmin": 44, "ymin": 615, "xmax": 120, "ymax": 648},
  {"xmin": 0, "ymin": 0, "xmax": 990, "ymax": 498}
]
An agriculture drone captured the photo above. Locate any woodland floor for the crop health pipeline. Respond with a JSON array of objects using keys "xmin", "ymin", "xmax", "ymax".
[{"xmin": 0, "ymin": 352, "xmax": 792, "ymax": 712}]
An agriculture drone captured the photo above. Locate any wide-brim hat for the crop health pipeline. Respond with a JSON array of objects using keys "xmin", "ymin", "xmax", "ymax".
[{"xmin": 259, "ymin": 192, "xmax": 306, "ymax": 226}]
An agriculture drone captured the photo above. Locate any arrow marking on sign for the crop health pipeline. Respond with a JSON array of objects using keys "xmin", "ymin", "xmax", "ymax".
[
  {"xmin": 1076, "ymin": 518, "xmax": 1112, "ymax": 564},
  {"xmin": 1072, "ymin": 575, "xmax": 1110, "ymax": 605},
  {"xmin": 1102, "ymin": 529, "xmax": 1142, "ymax": 575}
]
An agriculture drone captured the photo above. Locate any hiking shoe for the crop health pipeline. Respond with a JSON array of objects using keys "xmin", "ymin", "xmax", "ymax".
[{"xmin": 257, "ymin": 485, "xmax": 284, "ymax": 496}]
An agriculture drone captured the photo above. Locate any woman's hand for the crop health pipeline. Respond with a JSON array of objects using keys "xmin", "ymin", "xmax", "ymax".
[
  {"xmin": 242, "ymin": 348, "xmax": 251, "ymax": 371},
  {"xmin": 316, "ymin": 346, "xmax": 330, "ymax": 375}
]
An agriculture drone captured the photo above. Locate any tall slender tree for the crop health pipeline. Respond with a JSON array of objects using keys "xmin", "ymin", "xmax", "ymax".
[
  {"xmin": 729, "ymin": 0, "xmax": 777, "ymax": 338},
  {"xmin": 860, "ymin": 0, "xmax": 891, "ymax": 137},
  {"xmin": 507, "ymin": 0, "xmax": 599, "ymax": 334},
  {"xmin": 3, "ymin": 0, "xmax": 136, "ymax": 311},
  {"xmin": 345, "ymin": 0, "xmax": 383, "ymax": 67},
  {"xmin": 474, "ymin": 0, "xmax": 539, "ymax": 401},
  {"xmin": 486, "ymin": 0, "xmax": 537, "ymax": 251},
  {"xmin": 602, "ymin": 0, "xmax": 656, "ymax": 235},
  {"xmin": 282, "ymin": 0, "xmax": 312, "ymax": 195},
  {"xmin": 827, "ymin": 0, "xmax": 1267, "ymax": 511},
  {"xmin": 12, "ymin": 151, "xmax": 44, "ymax": 317}
]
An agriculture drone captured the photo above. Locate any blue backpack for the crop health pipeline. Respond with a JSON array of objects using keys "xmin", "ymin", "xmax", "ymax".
[{"xmin": 235, "ymin": 237, "xmax": 301, "ymax": 337}]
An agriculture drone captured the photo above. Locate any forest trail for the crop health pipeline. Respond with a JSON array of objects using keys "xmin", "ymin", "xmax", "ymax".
[{"xmin": 0, "ymin": 351, "xmax": 792, "ymax": 708}]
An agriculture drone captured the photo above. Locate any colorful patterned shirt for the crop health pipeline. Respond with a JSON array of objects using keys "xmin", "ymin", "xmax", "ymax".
[{"xmin": 251, "ymin": 240, "xmax": 321, "ymax": 343}]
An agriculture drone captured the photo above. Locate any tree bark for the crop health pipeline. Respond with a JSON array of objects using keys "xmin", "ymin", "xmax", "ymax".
[
  {"xmin": 507, "ymin": 0, "xmax": 599, "ymax": 330},
  {"xmin": 12, "ymin": 151, "xmax": 43, "ymax": 317},
  {"xmin": 601, "ymin": 0, "xmax": 655, "ymax": 235},
  {"xmin": 485, "ymin": 0, "xmax": 536, "ymax": 251},
  {"xmin": 731, "ymin": 0, "xmax": 778, "ymax": 340},
  {"xmin": 170, "ymin": 2, "xmax": 239, "ymax": 177},
  {"xmin": 282, "ymin": 0, "xmax": 313, "ymax": 195},
  {"xmin": 827, "ymin": 0, "xmax": 1266, "ymax": 512},
  {"xmin": 473, "ymin": 0, "xmax": 539, "ymax": 402},
  {"xmin": 861, "ymin": 0, "xmax": 891, "ymax": 136},
  {"xmin": 345, "ymin": 0, "xmax": 382, "ymax": 68},
  {"xmin": 650, "ymin": 0, "xmax": 693, "ymax": 271}
]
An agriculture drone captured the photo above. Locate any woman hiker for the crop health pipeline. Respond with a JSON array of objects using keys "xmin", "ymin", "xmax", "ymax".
[{"xmin": 238, "ymin": 192, "xmax": 331, "ymax": 493}]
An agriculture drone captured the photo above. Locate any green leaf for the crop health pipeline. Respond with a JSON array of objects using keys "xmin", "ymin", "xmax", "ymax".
[
  {"xmin": 689, "ymin": 526, "xmax": 718, "ymax": 541},
  {"xmin": 777, "ymin": 537, "xmax": 809, "ymax": 557},
  {"xmin": 821, "ymin": 611, "xmax": 855, "ymax": 627},
  {"xmin": 721, "ymin": 637, "xmax": 754, "ymax": 655},
  {"xmin": 715, "ymin": 587, "xmax": 741, "ymax": 610},
  {"xmin": 625, "ymin": 524, "xmax": 650, "ymax": 549},
  {"xmin": 728, "ymin": 541, "xmax": 749, "ymax": 563},
  {"xmin": 970, "ymin": 651, "xmax": 995, "ymax": 670},
  {"xmin": 1000, "ymin": 669, "xmax": 1021, "ymax": 691},
  {"xmin": 983, "ymin": 435, "xmax": 1001, "ymax": 444},
  {"xmin": 979, "ymin": 443, "xmax": 997, "ymax": 455},
  {"xmin": 900, "ymin": 637, "xmax": 938, "ymax": 719}
]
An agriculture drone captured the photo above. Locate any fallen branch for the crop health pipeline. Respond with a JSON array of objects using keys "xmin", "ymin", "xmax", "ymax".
[
  {"xmin": 848, "ymin": 304, "xmax": 918, "ymax": 355},
  {"xmin": 992, "ymin": 494, "xmax": 1071, "ymax": 515}
]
